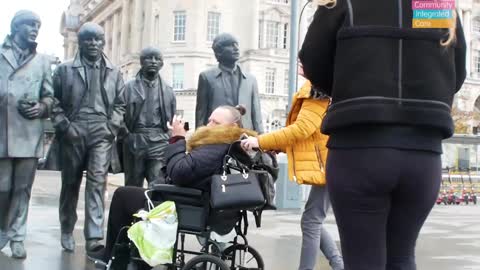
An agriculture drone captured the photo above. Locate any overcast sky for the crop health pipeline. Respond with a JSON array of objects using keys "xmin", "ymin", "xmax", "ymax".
[{"xmin": 0, "ymin": 0, "xmax": 69, "ymax": 57}]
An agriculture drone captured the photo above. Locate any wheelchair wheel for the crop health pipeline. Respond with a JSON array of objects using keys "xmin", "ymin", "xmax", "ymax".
[
  {"xmin": 182, "ymin": 254, "xmax": 229, "ymax": 270},
  {"xmin": 221, "ymin": 244, "xmax": 264, "ymax": 270}
]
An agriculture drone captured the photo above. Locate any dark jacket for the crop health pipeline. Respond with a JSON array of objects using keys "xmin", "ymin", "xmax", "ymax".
[
  {"xmin": 299, "ymin": 0, "xmax": 467, "ymax": 139},
  {"xmin": 195, "ymin": 65, "xmax": 264, "ymax": 133},
  {"xmin": 165, "ymin": 140, "xmax": 228, "ymax": 191},
  {"xmin": 0, "ymin": 36, "xmax": 55, "ymax": 158},
  {"xmin": 51, "ymin": 52, "xmax": 126, "ymax": 136},
  {"xmin": 122, "ymin": 74, "xmax": 176, "ymax": 132},
  {"xmin": 165, "ymin": 125, "xmax": 258, "ymax": 191},
  {"xmin": 45, "ymin": 52, "xmax": 125, "ymax": 171}
]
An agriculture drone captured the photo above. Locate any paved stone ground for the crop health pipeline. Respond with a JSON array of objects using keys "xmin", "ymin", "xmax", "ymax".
[{"xmin": 0, "ymin": 171, "xmax": 479, "ymax": 270}]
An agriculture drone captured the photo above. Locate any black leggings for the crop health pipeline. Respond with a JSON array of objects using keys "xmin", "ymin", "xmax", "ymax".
[
  {"xmin": 326, "ymin": 148, "xmax": 441, "ymax": 270},
  {"xmin": 105, "ymin": 186, "xmax": 146, "ymax": 260}
]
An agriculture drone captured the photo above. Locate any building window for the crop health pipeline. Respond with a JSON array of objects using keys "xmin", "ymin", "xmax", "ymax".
[
  {"xmin": 283, "ymin": 23, "xmax": 288, "ymax": 49},
  {"xmin": 474, "ymin": 17, "xmax": 480, "ymax": 34},
  {"xmin": 174, "ymin": 11, "xmax": 186, "ymax": 41},
  {"xmin": 284, "ymin": 69, "xmax": 289, "ymax": 94},
  {"xmin": 207, "ymin": 12, "xmax": 221, "ymax": 41},
  {"xmin": 259, "ymin": 21, "xmax": 288, "ymax": 49},
  {"xmin": 266, "ymin": 21, "xmax": 280, "ymax": 48},
  {"xmin": 265, "ymin": 68, "xmax": 276, "ymax": 94},
  {"xmin": 172, "ymin": 63, "xmax": 185, "ymax": 90},
  {"xmin": 474, "ymin": 50, "xmax": 480, "ymax": 75},
  {"xmin": 258, "ymin": 21, "xmax": 264, "ymax": 48}
]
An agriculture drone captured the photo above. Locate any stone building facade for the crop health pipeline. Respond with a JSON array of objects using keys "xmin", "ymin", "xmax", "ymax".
[
  {"xmin": 60, "ymin": 0, "xmax": 317, "ymax": 130},
  {"xmin": 60, "ymin": 0, "xmax": 480, "ymax": 134},
  {"xmin": 447, "ymin": 1, "xmax": 480, "ymax": 130}
]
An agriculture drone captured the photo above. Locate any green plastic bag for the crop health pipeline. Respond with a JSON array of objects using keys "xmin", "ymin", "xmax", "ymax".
[{"xmin": 127, "ymin": 201, "xmax": 178, "ymax": 267}]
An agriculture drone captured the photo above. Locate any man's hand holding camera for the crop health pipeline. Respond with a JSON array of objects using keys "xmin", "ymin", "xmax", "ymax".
[{"xmin": 167, "ymin": 115, "xmax": 189, "ymax": 137}]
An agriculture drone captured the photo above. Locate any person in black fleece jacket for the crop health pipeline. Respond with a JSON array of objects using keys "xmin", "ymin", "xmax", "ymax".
[{"xmin": 299, "ymin": 0, "xmax": 466, "ymax": 269}]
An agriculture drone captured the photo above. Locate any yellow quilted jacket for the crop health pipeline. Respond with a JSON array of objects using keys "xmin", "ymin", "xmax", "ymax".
[{"xmin": 258, "ymin": 81, "xmax": 329, "ymax": 185}]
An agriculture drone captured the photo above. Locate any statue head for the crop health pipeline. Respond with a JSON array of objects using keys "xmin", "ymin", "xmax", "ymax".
[
  {"xmin": 140, "ymin": 46, "xmax": 164, "ymax": 78},
  {"xmin": 77, "ymin": 22, "xmax": 105, "ymax": 61},
  {"xmin": 10, "ymin": 10, "xmax": 41, "ymax": 48},
  {"xmin": 212, "ymin": 33, "xmax": 240, "ymax": 66}
]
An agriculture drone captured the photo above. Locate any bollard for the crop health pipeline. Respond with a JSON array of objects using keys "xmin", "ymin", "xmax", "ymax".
[{"xmin": 275, "ymin": 153, "xmax": 303, "ymax": 209}]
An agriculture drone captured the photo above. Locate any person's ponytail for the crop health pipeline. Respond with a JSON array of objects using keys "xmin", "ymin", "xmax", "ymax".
[
  {"xmin": 218, "ymin": 105, "xmax": 246, "ymax": 127},
  {"xmin": 441, "ymin": 10, "xmax": 457, "ymax": 47},
  {"xmin": 235, "ymin": 105, "xmax": 247, "ymax": 117}
]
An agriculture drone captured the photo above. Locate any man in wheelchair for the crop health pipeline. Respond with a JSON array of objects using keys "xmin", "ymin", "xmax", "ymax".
[{"xmin": 89, "ymin": 105, "xmax": 274, "ymax": 269}]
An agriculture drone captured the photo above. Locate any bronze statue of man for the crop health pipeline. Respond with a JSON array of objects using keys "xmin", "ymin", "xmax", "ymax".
[
  {"xmin": 50, "ymin": 22, "xmax": 125, "ymax": 253},
  {"xmin": 0, "ymin": 10, "xmax": 54, "ymax": 259},
  {"xmin": 121, "ymin": 47, "xmax": 176, "ymax": 187},
  {"xmin": 195, "ymin": 33, "xmax": 264, "ymax": 133}
]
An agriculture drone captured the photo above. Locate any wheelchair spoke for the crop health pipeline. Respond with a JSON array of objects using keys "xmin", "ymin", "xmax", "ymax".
[{"xmin": 222, "ymin": 245, "xmax": 264, "ymax": 270}]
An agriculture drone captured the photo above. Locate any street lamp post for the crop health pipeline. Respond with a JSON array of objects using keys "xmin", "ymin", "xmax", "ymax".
[{"xmin": 287, "ymin": 0, "xmax": 300, "ymax": 111}]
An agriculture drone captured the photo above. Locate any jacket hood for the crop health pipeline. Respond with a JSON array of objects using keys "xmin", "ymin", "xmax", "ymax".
[{"xmin": 187, "ymin": 125, "xmax": 257, "ymax": 152}]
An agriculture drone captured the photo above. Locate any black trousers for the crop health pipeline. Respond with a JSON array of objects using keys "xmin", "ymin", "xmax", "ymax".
[
  {"xmin": 105, "ymin": 186, "xmax": 146, "ymax": 260},
  {"xmin": 326, "ymin": 148, "xmax": 441, "ymax": 270}
]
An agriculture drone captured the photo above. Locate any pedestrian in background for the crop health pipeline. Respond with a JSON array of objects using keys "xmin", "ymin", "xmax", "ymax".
[{"xmin": 241, "ymin": 73, "xmax": 344, "ymax": 270}]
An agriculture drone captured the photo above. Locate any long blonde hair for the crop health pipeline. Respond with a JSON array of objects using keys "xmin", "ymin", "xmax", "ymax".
[
  {"xmin": 440, "ymin": 10, "xmax": 457, "ymax": 46},
  {"xmin": 313, "ymin": 0, "xmax": 336, "ymax": 8},
  {"xmin": 313, "ymin": 0, "xmax": 456, "ymax": 46}
]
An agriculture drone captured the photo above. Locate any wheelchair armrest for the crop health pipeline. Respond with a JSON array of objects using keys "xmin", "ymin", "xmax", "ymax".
[{"xmin": 150, "ymin": 184, "xmax": 203, "ymax": 197}]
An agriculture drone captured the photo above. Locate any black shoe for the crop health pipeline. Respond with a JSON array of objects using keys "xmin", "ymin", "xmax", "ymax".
[
  {"xmin": 10, "ymin": 241, "xmax": 27, "ymax": 259},
  {"xmin": 61, "ymin": 233, "xmax": 75, "ymax": 252},
  {"xmin": 86, "ymin": 239, "xmax": 104, "ymax": 252},
  {"xmin": 87, "ymin": 246, "xmax": 108, "ymax": 267}
]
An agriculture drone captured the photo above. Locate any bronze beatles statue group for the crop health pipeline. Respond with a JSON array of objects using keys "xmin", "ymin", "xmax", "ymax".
[{"xmin": 0, "ymin": 10, "xmax": 263, "ymax": 259}]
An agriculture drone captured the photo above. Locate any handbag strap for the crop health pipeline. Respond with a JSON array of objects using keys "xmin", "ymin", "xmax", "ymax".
[
  {"xmin": 222, "ymin": 154, "xmax": 249, "ymax": 179},
  {"xmin": 144, "ymin": 190, "xmax": 155, "ymax": 211}
]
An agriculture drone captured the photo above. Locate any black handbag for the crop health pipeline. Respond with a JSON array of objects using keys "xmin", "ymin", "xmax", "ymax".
[
  {"xmin": 251, "ymin": 151, "xmax": 279, "ymax": 210},
  {"xmin": 210, "ymin": 154, "xmax": 266, "ymax": 211}
]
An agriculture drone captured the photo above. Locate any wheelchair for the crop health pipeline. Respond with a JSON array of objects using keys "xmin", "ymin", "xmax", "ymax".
[
  {"xmin": 101, "ymin": 143, "xmax": 273, "ymax": 270},
  {"xmin": 101, "ymin": 184, "xmax": 265, "ymax": 270}
]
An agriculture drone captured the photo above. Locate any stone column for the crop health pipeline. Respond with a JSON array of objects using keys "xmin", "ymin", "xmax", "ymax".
[
  {"xmin": 120, "ymin": 0, "xmax": 129, "ymax": 58},
  {"xmin": 104, "ymin": 17, "xmax": 111, "ymax": 58},
  {"xmin": 63, "ymin": 36, "xmax": 69, "ymax": 61},
  {"xmin": 132, "ymin": 0, "xmax": 144, "ymax": 54},
  {"xmin": 251, "ymin": 0, "xmax": 260, "ymax": 49},
  {"xmin": 143, "ymin": 0, "xmax": 153, "ymax": 47},
  {"xmin": 67, "ymin": 32, "xmax": 77, "ymax": 59},
  {"xmin": 112, "ymin": 11, "xmax": 120, "ymax": 63}
]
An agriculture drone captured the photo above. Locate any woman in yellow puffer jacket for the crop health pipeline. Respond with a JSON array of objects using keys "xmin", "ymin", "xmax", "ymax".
[{"xmin": 241, "ymin": 80, "xmax": 344, "ymax": 270}]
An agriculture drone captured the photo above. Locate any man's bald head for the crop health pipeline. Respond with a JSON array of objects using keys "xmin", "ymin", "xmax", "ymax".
[
  {"xmin": 77, "ymin": 22, "xmax": 105, "ymax": 42},
  {"xmin": 140, "ymin": 46, "xmax": 163, "ymax": 62},
  {"xmin": 77, "ymin": 22, "xmax": 105, "ymax": 61},
  {"xmin": 140, "ymin": 46, "xmax": 164, "ymax": 78}
]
